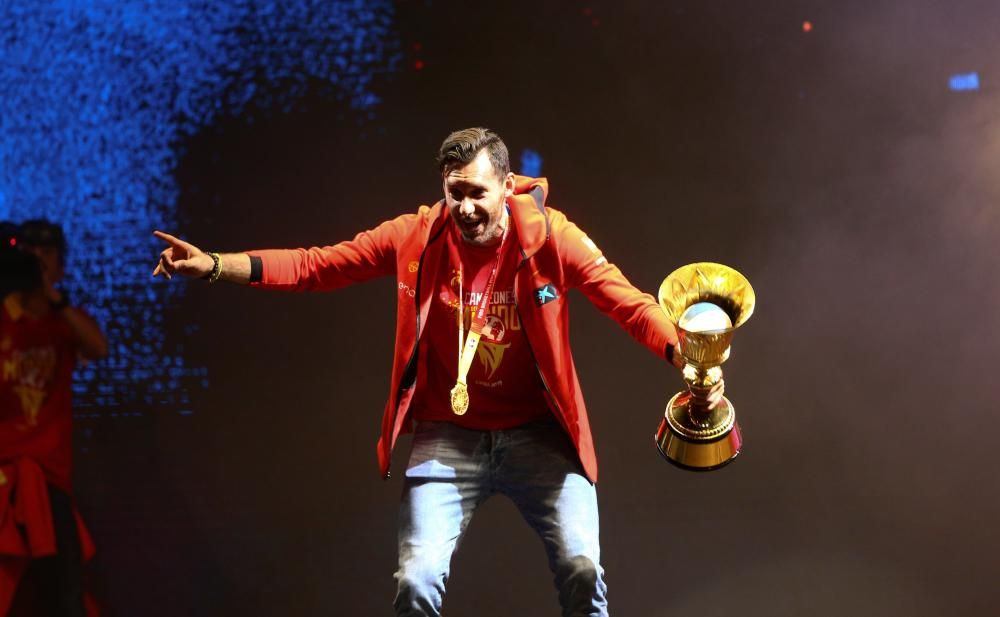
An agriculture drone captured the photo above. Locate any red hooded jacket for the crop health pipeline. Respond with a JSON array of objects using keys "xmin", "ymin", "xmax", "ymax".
[{"xmin": 248, "ymin": 177, "xmax": 677, "ymax": 482}]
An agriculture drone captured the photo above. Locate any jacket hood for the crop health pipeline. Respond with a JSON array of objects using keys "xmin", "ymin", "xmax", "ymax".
[{"xmin": 508, "ymin": 175, "xmax": 549, "ymax": 259}]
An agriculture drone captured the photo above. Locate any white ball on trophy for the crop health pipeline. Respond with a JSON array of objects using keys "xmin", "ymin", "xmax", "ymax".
[{"xmin": 679, "ymin": 302, "xmax": 733, "ymax": 332}]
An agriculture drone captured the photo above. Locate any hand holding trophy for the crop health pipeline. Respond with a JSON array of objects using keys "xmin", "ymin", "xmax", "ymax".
[{"xmin": 656, "ymin": 262, "xmax": 755, "ymax": 471}]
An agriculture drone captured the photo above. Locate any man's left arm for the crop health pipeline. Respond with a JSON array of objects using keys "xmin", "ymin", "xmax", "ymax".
[
  {"xmin": 553, "ymin": 210, "xmax": 680, "ymax": 366},
  {"xmin": 556, "ymin": 211, "xmax": 727, "ymax": 405}
]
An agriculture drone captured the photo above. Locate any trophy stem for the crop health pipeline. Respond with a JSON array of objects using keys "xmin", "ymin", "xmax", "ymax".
[{"xmin": 683, "ymin": 363, "xmax": 723, "ymax": 427}]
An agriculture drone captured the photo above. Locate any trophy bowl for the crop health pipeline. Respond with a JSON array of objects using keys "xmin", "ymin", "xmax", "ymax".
[{"xmin": 655, "ymin": 262, "xmax": 755, "ymax": 471}]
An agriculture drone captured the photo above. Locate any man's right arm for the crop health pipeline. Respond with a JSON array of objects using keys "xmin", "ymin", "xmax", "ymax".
[{"xmin": 152, "ymin": 213, "xmax": 414, "ymax": 290}]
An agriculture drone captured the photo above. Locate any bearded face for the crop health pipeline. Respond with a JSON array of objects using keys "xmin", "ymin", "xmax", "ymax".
[{"xmin": 443, "ymin": 150, "xmax": 513, "ymax": 246}]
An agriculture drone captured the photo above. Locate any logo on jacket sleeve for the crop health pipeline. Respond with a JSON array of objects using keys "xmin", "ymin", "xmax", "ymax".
[{"xmin": 534, "ymin": 284, "xmax": 559, "ymax": 306}]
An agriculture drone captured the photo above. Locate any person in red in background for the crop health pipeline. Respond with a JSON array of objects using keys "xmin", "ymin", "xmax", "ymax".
[
  {"xmin": 0, "ymin": 220, "xmax": 107, "ymax": 617},
  {"xmin": 15, "ymin": 221, "xmax": 108, "ymax": 365},
  {"xmin": 152, "ymin": 128, "xmax": 724, "ymax": 616}
]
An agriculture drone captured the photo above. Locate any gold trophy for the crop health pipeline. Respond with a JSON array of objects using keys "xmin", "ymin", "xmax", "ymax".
[{"xmin": 655, "ymin": 262, "xmax": 755, "ymax": 471}]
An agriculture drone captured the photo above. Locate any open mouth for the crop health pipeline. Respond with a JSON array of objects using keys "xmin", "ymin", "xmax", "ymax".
[{"xmin": 458, "ymin": 219, "xmax": 484, "ymax": 234}]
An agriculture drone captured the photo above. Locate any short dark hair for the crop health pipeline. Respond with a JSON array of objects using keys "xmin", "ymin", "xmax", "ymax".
[{"xmin": 437, "ymin": 127, "xmax": 510, "ymax": 178}]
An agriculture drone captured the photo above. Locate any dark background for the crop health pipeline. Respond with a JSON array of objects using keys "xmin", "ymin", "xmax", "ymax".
[{"xmin": 73, "ymin": 1, "xmax": 999, "ymax": 615}]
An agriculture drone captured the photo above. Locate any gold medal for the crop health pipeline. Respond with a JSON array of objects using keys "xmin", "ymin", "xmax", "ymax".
[{"xmin": 450, "ymin": 382, "xmax": 469, "ymax": 415}]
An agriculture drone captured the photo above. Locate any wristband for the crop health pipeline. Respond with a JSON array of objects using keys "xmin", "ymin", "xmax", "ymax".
[{"xmin": 205, "ymin": 252, "xmax": 223, "ymax": 283}]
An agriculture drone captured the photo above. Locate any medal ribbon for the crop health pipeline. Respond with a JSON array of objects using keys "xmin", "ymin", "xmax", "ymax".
[{"xmin": 449, "ymin": 216, "xmax": 509, "ymax": 413}]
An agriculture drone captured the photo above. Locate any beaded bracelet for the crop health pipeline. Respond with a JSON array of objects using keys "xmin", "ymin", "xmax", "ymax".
[{"xmin": 207, "ymin": 252, "xmax": 223, "ymax": 283}]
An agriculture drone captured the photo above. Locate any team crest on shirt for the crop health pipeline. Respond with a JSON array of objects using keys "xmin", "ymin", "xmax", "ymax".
[{"xmin": 440, "ymin": 275, "xmax": 523, "ymax": 385}]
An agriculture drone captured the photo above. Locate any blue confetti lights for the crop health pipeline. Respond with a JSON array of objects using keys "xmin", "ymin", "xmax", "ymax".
[
  {"xmin": 0, "ymin": 1, "xmax": 399, "ymax": 415},
  {"xmin": 949, "ymin": 72, "xmax": 980, "ymax": 91}
]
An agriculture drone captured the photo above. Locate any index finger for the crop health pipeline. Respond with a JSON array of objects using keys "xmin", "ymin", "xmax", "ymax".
[{"xmin": 153, "ymin": 230, "xmax": 191, "ymax": 249}]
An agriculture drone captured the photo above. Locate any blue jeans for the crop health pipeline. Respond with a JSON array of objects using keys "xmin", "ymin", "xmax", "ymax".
[{"xmin": 393, "ymin": 418, "xmax": 609, "ymax": 617}]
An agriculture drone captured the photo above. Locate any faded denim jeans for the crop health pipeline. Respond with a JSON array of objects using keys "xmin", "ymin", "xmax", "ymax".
[{"xmin": 394, "ymin": 418, "xmax": 609, "ymax": 617}]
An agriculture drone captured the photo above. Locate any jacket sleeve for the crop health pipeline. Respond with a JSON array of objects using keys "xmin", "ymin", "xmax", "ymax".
[
  {"xmin": 246, "ymin": 213, "xmax": 414, "ymax": 292},
  {"xmin": 553, "ymin": 210, "xmax": 678, "ymax": 360}
]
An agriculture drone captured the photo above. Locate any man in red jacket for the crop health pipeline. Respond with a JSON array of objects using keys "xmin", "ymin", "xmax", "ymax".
[{"xmin": 153, "ymin": 128, "xmax": 722, "ymax": 616}]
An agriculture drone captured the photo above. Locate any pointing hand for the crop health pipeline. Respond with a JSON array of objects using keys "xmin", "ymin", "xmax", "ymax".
[{"xmin": 152, "ymin": 230, "xmax": 213, "ymax": 280}]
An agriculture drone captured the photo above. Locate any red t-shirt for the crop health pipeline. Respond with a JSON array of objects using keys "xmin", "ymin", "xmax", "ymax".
[
  {"xmin": 0, "ymin": 298, "xmax": 76, "ymax": 491},
  {"xmin": 411, "ymin": 222, "xmax": 551, "ymax": 429}
]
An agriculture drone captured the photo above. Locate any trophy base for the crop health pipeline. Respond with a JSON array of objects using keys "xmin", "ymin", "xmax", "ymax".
[{"xmin": 655, "ymin": 392, "xmax": 742, "ymax": 471}]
